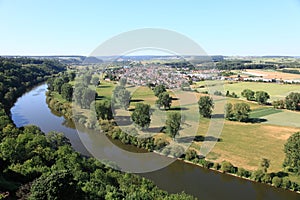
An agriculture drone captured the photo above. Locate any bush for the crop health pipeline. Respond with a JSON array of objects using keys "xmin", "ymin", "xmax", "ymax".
[
  {"xmin": 272, "ymin": 176, "xmax": 282, "ymax": 188},
  {"xmin": 184, "ymin": 149, "xmax": 198, "ymax": 161},
  {"xmin": 261, "ymin": 173, "xmax": 272, "ymax": 184},
  {"xmin": 236, "ymin": 168, "xmax": 251, "ymax": 178},
  {"xmin": 282, "ymin": 177, "xmax": 291, "ymax": 189},
  {"xmin": 198, "ymin": 159, "xmax": 213, "ymax": 169},
  {"xmin": 251, "ymin": 170, "xmax": 265, "ymax": 182},
  {"xmin": 220, "ymin": 161, "xmax": 235, "ymax": 173},
  {"xmin": 213, "ymin": 162, "xmax": 220, "ymax": 170}
]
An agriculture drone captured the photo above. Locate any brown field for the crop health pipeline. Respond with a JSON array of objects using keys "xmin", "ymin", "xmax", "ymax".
[{"xmin": 244, "ymin": 69, "xmax": 300, "ymax": 80}]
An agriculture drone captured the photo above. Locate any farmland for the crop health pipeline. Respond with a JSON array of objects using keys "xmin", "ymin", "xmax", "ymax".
[{"xmin": 94, "ymin": 80, "xmax": 300, "ymax": 173}]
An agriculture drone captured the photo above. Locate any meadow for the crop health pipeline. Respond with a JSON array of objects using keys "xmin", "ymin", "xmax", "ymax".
[{"xmin": 94, "ymin": 81, "xmax": 300, "ymax": 173}]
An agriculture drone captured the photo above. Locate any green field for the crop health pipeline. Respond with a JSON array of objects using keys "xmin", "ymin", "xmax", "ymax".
[
  {"xmin": 223, "ymin": 81, "xmax": 300, "ymax": 101},
  {"xmin": 249, "ymin": 107, "xmax": 282, "ymax": 118},
  {"xmin": 195, "ymin": 81, "xmax": 300, "ymax": 101},
  {"xmin": 94, "ymin": 81, "xmax": 300, "ymax": 173}
]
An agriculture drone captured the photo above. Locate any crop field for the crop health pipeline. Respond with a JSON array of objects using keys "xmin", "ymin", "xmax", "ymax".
[{"xmin": 244, "ymin": 69, "xmax": 300, "ymax": 80}]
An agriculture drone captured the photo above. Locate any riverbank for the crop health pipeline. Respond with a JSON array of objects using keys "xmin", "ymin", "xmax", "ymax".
[{"xmin": 46, "ymin": 88, "xmax": 300, "ymax": 195}]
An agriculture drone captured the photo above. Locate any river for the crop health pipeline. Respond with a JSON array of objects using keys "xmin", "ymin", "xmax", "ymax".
[{"xmin": 10, "ymin": 84, "xmax": 300, "ymax": 200}]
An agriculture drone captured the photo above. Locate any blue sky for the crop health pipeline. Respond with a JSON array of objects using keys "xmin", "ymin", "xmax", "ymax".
[{"xmin": 0, "ymin": 0, "xmax": 300, "ymax": 56}]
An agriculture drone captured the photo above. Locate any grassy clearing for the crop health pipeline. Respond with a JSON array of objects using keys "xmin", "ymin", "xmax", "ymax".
[
  {"xmin": 199, "ymin": 121, "xmax": 300, "ymax": 172},
  {"xmin": 249, "ymin": 107, "xmax": 282, "ymax": 118},
  {"xmin": 95, "ymin": 81, "xmax": 116, "ymax": 101},
  {"xmin": 262, "ymin": 110, "xmax": 300, "ymax": 128},
  {"xmin": 95, "ymin": 81, "xmax": 300, "ymax": 175},
  {"xmin": 195, "ymin": 81, "xmax": 300, "ymax": 101},
  {"xmin": 223, "ymin": 81, "xmax": 300, "ymax": 101}
]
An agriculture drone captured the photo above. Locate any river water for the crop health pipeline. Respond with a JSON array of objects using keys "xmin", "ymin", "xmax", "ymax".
[{"xmin": 10, "ymin": 84, "xmax": 300, "ymax": 200}]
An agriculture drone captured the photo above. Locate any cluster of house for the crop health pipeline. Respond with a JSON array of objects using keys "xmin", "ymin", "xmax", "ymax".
[{"xmin": 112, "ymin": 65, "xmax": 218, "ymax": 88}]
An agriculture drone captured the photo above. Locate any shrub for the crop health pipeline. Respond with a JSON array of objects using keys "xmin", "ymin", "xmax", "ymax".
[
  {"xmin": 282, "ymin": 177, "xmax": 291, "ymax": 189},
  {"xmin": 220, "ymin": 161, "xmax": 235, "ymax": 173},
  {"xmin": 251, "ymin": 170, "xmax": 265, "ymax": 182},
  {"xmin": 184, "ymin": 149, "xmax": 198, "ymax": 161},
  {"xmin": 272, "ymin": 176, "xmax": 282, "ymax": 188},
  {"xmin": 213, "ymin": 162, "xmax": 220, "ymax": 170},
  {"xmin": 237, "ymin": 168, "xmax": 251, "ymax": 178}
]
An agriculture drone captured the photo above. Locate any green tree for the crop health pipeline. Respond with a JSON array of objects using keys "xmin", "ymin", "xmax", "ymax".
[
  {"xmin": 165, "ymin": 112, "xmax": 181, "ymax": 140},
  {"xmin": 156, "ymin": 92, "xmax": 172, "ymax": 110},
  {"xmin": 260, "ymin": 158, "xmax": 270, "ymax": 173},
  {"xmin": 113, "ymin": 87, "xmax": 131, "ymax": 110},
  {"xmin": 220, "ymin": 161, "xmax": 235, "ymax": 173},
  {"xmin": 153, "ymin": 84, "xmax": 166, "ymax": 97},
  {"xmin": 73, "ymin": 83, "xmax": 85, "ymax": 107},
  {"xmin": 30, "ymin": 170, "xmax": 83, "ymax": 199},
  {"xmin": 225, "ymin": 103, "xmax": 234, "ymax": 119},
  {"xmin": 251, "ymin": 169, "xmax": 265, "ymax": 182},
  {"xmin": 53, "ymin": 78, "xmax": 64, "ymax": 94},
  {"xmin": 282, "ymin": 177, "xmax": 291, "ymax": 189},
  {"xmin": 198, "ymin": 96, "xmax": 214, "ymax": 118},
  {"xmin": 255, "ymin": 91, "xmax": 270, "ymax": 104},
  {"xmin": 283, "ymin": 132, "xmax": 300, "ymax": 173},
  {"xmin": 131, "ymin": 103, "xmax": 151, "ymax": 129},
  {"xmin": 82, "ymin": 88, "xmax": 96, "ymax": 109},
  {"xmin": 61, "ymin": 83, "xmax": 73, "ymax": 101},
  {"xmin": 95, "ymin": 100, "xmax": 113, "ymax": 120},
  {"xmin": 285, "ymin": 92, "xmax": 300, "ymax": 111},
  {"xmin": 233, "ymin": 103, "xmax": 251, "ymax": 122},
  {"xmin": 91, "ymin": 76, "xmax": 100, "ymax": 86},
  {"xmin": 82, "ymin": 73, "xmax": 92, "ymax": 86},
  {"xmin": 46, "ymin": 131, "xmax": 71, "ymax": 150},
  {"xmin": 272, "ymin": 176, "xmax": 282, "ymax": 187},
  {"xmin": 272, "ymin": 99, "xmax": 285, "ymax": 109},
  {"xmin": 241, "ymin": 89, "xmax": 255, "ymax": 101}
]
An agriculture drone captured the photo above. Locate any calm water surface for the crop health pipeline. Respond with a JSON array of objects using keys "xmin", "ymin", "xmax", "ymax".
[{"xmin": 10, "ymin": 84, "xmax": 300, "ymax": 200}]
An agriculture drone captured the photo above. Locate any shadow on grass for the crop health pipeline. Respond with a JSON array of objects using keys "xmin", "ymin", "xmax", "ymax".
[
  {"xmin": 211, "ymin": 114, "xmax": 225, "ymax": 119},
  {"xmin": 176, "ymin": 135, "xmax": 222, "ymax": 143},
  {"xmin": 95, "ymin": 96, "xmax": 105, "ymax": 100},
  {"xmin": 171, "ymin": 97, "xmax": 179, "ymax": 101},
  {"xmin": 168, "ymin": 107, "xmax": 189, "ymax": 111},
  {"xmin": 145, "ymin": 126, "xmax": 164, "ymax": 133},
  {"xmin": 98, "ymin": 85, "xmax": 112, "ymax": 88},
  {"xmin": 130, "ymin": 99, "xmax": 144, "ymax": 103},
  {"xmin": 114, "ymin": 116, "xmax": 132, "ymax": 126},
  {"xmin": 247, "ymin": 118, "xmax": 268, "ymax": 123}
]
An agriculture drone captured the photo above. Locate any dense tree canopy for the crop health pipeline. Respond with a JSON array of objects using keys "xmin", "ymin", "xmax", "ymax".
[
  {"xmin": 0, "ymin": 57, "xmax": 65, "ymax": 108},
  {"xmin": 95, "ymin": 100, "xmax": 113, "ymax": 120},
  {"xmin": 112, "ymin": 86, "xmax": 131, "ymax": 110},
  {"xmin": 233, "ymin": 103, "xmax": 251, "ymax": 122},
  {"xmin": 241, "ymin": 89, "xmax": 255, "ymax": 101},
  {"xmin": 153, "ymin": 84, "xmax": 166, "ymax": 97},
  {"xmin": 285, "ymin": 92, "xmax": 300, "ymax": 111},
  {"xmin": 198, "ymin": 96, "xmax": 214, "ymax": 118},
  {"xmin": 61, "ymin": 83, "xmax": 73, "ymax": 101},
  {"xmin": 156, "ymin": 92, "xmax": 172, "ymax": 110},
  {"xmin": 255, "ymin": 91, "xmax": 270, "ymax": 105},
  {"xmin": 131, "ymin": 103, "xmax": 151, "ymax": 129},
  {"xmin": 165, "ymin": 112, "xmax": 181, "ymax": 139},
  {"xmin": 283, "ymin": 132, "xmax": 300, "ymax": 173}
]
